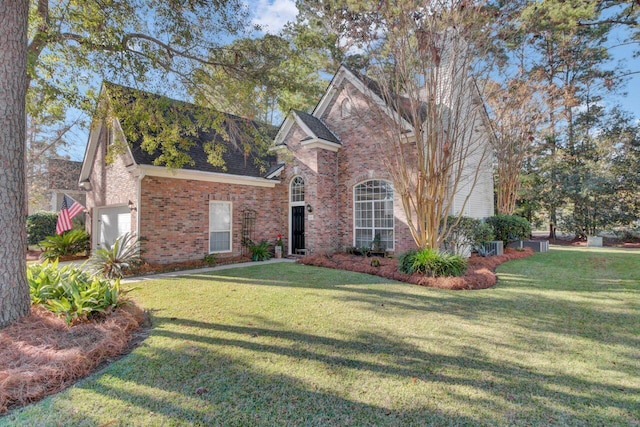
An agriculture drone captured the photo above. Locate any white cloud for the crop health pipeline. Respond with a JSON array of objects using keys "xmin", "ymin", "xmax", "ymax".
[{"xmin": 251, "ymin": 0, "xmax": 298, "ymax": 34}]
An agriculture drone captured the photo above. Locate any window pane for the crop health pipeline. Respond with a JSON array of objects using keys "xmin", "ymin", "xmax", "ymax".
[
  {"xmin": 354, "ymin": 180, "xmax": 394, "ymax": 250},
  {"xmin": 209, "ymin": 201, "xmax": 231, "ymax": 252},
  {"xmin": 355, "ymin": 229, "xmax": 372, "ymax": 248},
  {"xmin": 210, "ymin": 202, "xmax": 230, "ymax": 231},
  {"xmin": 291, "ymin": 176, "xmax": 305, "ymax": 202},
  {"xmin": 375, "ymin": 229, "xmax": 394, "ymax": 250},
  {"xmin": 210, "ymin": 232, "xmax": 230, "ymax": 252}
]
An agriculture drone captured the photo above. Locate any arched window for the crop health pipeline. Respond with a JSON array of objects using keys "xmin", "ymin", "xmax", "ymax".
[
  {"xmin": 354, "ymin": 180, "xmax": 394, "ymax": 250},
  {"xmin": 290, "ymin": 176, "xmax": 305, "ymax": 203},
  {"xmin": 341, "ymin": 99, "xmax": 352, "ymax": 118}
]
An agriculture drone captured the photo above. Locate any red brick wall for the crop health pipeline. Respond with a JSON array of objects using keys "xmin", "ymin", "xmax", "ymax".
[
  {"xmin": 277, "ymin": 80, "xmax": 417, "ymax": 255},
  {"xmin": 85, "ymin": 123, "xmax": 138, "ymax": 242},
  {"xmin": 139, "ymin": 176, "xmax": 284, "ymax": 264}
]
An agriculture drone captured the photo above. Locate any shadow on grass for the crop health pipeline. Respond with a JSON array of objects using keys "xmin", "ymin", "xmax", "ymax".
[{"xmin": 59, "ymin": 314, "xmax": 638, "ymax": 426}]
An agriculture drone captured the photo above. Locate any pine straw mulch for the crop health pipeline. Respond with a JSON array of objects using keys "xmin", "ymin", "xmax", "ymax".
[
  {"xmin": 0, "ymin": 303, "xmax": 148, "ymax": 414},
  {"xmin": 299, "ymin": 247, "xmax": 535, "ymax": 290}
]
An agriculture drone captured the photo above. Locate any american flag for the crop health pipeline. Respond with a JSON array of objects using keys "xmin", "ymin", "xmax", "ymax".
[{"xmin": 55, "ymin": 194, "xmax": 85, "ymax": 234}]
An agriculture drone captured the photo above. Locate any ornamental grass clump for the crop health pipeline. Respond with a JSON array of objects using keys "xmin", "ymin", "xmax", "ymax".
[
  {"xmin": 399, "ymin": 248, "xmax": 467, "ymax": 277},
  {"xmin": 27, "ymin": 260, "xmax": 129, "ymax": 325}
]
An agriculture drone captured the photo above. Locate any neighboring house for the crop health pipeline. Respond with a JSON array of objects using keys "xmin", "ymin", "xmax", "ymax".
[
  {"xmin": 80, "ymin": 66, "xmax": 494, "ymax": 264},
  {"xmin": 46, "ymin": 158, "xmax": 86, "ymax": 212}
]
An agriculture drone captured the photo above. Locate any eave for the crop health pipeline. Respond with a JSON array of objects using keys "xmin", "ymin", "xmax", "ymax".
[{"xmin": 129, "ymin": 164, "xmax": 280, "ymax": 188}]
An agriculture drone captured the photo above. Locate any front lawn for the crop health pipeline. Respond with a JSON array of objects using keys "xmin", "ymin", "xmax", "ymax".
[{"xmin": 2, "ymin": 246, "xmax": 638, "ymax": 426}]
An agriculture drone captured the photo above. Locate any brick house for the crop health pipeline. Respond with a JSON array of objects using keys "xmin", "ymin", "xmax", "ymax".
[
  {"xmin": 80, "ymin": 65, "xmax": 494, "ymax": 264},
  {"xmin": 46, "ymin": 158, "xmax": 86, "ymax": 213}
]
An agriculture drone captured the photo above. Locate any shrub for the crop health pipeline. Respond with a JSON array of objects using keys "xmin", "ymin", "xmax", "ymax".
[
  {"xmin": 442, "ymin": 216, "xmax": 479, "ymax": 256},
  {"xmin": 26, "ymin": 212, "xmax": 58, "ymax": 246},
  {"xmin": 443, "ymin": 216, "xmax": 496, "ymax": 256},
  {"xmin": 203, "ymin": 253, "xmax": 217, "ymax": 266},
  {"xmin": 370, "ymin": 258, "xmax": 381, "ymax": 267},
  {"xmin": 486, "ymin": 215, "xmax": 532, "ymax": 246},
  {"xmin": 398, "ymin": 248, "xmax": 419, "ymax": 274},
  {"xmin": 89, "ymin": 232, "xmax": 140, "ymax": 279},
  {"xmin": 244, "ymin": 239, "xmax": 272, "ymax": 261},
  {"xmin": 27, "ymin": 260, "xmax": 127, "ymax": 324},
  {"xmin": 411, "ymin": 248, "xmax": 467, "ymax": 277},
  {"xmin": 39, "ymin": 229, "xmax": 90, "ymax": 261},
  {"xmin": 473, "ymin": 222, "xmax": 495, "ymax": 247}
]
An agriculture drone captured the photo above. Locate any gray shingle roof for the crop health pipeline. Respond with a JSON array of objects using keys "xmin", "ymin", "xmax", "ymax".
[
  {"xmin": 104, "ymin": 82, "xmax": 277, "ymax": 178},
  {"xmin": 293, "ymin": 110, "xmax": 341, "ymax": 145}
]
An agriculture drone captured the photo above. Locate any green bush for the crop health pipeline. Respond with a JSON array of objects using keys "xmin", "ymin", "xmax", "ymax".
[
  {"xmin": 244, "ymin": 239, "xmax": 272, "ymax": 261},
  {"xmin": 410, "ymin": 248, "xmax": 467, "ymax": 277},
  {"xmin": 203, "ymin": 253, "xmax": 217, "ymax": 266},
  {"xmin": 397, "ymin": 248, "xmax": 419, "ymax": 274},
  {"xmin": 26, "ymin": 212, "xmax": 58, "ymax": 246},
  {"xmin": 39, "ymin": 229, "xmax": 90, "ymax": 261},
  {"xmin": 443, "ymin": 216, "xmax": 496, "ymax": 256},
  {"xmin": 486, "ymin": 215, "xmax": 532, "ymax": 246},
  {"xmin": 90, "ymin": 232, "xmax": 140, "ymax": 279},
  {"xmin": 27, "ymin": 260, "xmax": 127, "ymax": 324}
]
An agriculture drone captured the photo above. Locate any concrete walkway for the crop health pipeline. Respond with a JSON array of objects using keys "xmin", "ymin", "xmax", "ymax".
[{"xmin": 121, "ymin": 258, "xmax": 296, "ymax": 284}]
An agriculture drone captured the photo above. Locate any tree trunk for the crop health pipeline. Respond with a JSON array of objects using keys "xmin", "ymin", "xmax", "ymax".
[{"xmin": 0, "ymin": 0, "xmax": 31, "ymax": 328}]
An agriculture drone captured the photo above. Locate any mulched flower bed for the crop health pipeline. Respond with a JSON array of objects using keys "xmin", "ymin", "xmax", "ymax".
[
  {"xmin": 125, "ymin": 255, "xmax": 251, "ymax": 277},
  {"xmin": 299, "ymin": 247, "xmax": 534, "ymax": 290},
  {"xmin": 0, "ymin": 303, "xmax": 147, "ymax": 414}
]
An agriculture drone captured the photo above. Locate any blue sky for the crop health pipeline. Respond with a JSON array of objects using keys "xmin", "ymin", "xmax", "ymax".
[{"xmin": 60, "ymin": 0, "xmax": 640, "ymax": 161}]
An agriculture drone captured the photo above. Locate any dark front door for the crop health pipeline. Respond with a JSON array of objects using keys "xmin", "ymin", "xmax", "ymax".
[{"xmin": 292, "ymin": 206, "xmax": 305, "ymax": 253}]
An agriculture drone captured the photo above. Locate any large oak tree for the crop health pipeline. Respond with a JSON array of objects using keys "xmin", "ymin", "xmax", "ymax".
[{"xmin": 0, "ymin": 0, "xmax": 30, "ymax": 327}]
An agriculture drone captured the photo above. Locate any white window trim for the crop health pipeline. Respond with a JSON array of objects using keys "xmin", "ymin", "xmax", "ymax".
[
  {"xmin": 289, "ymin": 176, "xmax": 305, "ymax": 255},
  {"xmin": 353, "ymin": 179, "xmax": 395, "ymax": 250},
  {"xmin": 290, "ymin": 176, "xmax": 305, "ymax": 206},
  {"xmin": 209, "ymin": 201, "xmax": 232, "ymax": 254}
]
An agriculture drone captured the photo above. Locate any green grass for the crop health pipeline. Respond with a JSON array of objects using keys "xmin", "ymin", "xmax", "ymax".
[{"xmin": 3, "ymin": 247, "xmax": 639, "ymax": 426}]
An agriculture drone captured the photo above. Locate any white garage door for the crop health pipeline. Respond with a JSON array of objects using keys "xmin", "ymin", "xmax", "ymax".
[{"xmin": 97, "ymin": 206, "xmax": 131, "ymax": 249}]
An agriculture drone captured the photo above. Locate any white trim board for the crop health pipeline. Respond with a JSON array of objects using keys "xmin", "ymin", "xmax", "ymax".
[{"xmin": 130, "ymin": 165, "xmax": 279, "ymax": 188}]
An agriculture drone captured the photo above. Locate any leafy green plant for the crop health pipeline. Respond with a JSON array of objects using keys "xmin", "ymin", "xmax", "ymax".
[
  {"xmin": 26, "ymin": 212, "xmax": 58, "ymax": 246},
  {"xmin": 39, "ymin": 229, "xmax": 90, "ymax": 261},
  {"xmin": 486, "ymin": 214, "xmax": 532, "ymax": 246},
  {"xmin": 370, "ymin": 258, "xmax": 381, "ymax": 267},
  {"xmin": 411, "ymin": 248, "xmax": 467, "ymax": 277},
  {"xmin": 203, "ymin": 253, "xmax": 217, "ymax": 266},
  {"xmin": 243, "ymin": 238, "xmax": 272, "ymax": 261},
  {"xmin": 27, "ymin": 260, "xmax": 127, "ymax": 324},
  {"xmin": 397, "ymin": 248, "xmax": 419, "ymax": 274},
  {"xmin": 90, "ymin": 232, "xmax": 140, "ymax": 279}
]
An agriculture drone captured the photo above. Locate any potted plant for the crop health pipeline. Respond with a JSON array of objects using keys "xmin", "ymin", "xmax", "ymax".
[{"xmin": 275, "ymin": 234, "xmax": 283, "ymax": 258}]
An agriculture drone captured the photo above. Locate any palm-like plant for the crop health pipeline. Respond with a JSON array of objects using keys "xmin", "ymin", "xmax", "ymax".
[
  {"xmin": 39, "ymin": 229, "xmax": 90, "ymax": 261},
  {"xmin": 90, "ymin": 232, "xmax": 140, "ymax": 279}
]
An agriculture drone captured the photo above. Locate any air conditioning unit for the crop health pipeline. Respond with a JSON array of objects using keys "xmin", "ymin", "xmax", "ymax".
[{"xmin": 485, "ymin": 240, "xmax": 503, "ymax": 256}]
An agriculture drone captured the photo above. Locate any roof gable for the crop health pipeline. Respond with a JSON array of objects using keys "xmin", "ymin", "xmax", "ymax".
[{"xmin": 272, "ymin": 65, "xmax": 415, "ymax": 149}]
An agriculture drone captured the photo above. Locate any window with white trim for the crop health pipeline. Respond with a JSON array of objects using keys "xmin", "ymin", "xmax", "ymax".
[
  {"xmin": 209, "ymin": 201, "xmax": 232, "ymax": 253},
  {"xmin": 290, "ymin": 176, "xmax": 305, "ymax": 203},
  {"xmin": 354, "ymin": 180, "xmax": 394, "ymax": 250}
]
